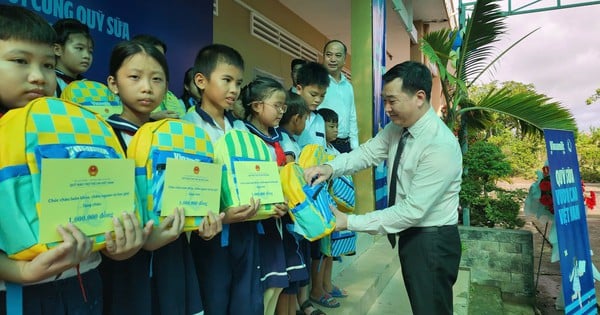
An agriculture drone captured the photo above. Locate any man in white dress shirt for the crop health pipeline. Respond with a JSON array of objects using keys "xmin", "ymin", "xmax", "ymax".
[
  {"xmin": 304, "ymin": 61, "xmax": 462, "ymax": 315},
  {"xmin": 319, "ymin": 40, "xmax": 358, "ymax": 153}
]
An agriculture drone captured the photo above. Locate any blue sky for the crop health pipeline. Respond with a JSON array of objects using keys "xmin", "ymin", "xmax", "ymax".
[{"xmin": 471, "ymin": 2, "xmax": 600, "ymax": 132}]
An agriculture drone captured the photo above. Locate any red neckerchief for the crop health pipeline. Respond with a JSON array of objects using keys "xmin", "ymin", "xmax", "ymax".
[{"xmin": 272, "ymin": 141, "xmax": 287, "ymax": 166}]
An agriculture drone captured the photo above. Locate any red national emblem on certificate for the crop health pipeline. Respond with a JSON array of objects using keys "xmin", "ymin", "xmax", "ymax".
[
  {"xmin": 193, "ymin": 165, "xmax": 200, "ymax": 174},
  {"xmin": 255, "ymin": 164, "xmax": 261, "ymax": 172},
  {"xmin": 88, "ymin": 165, "xmax": 98, "ymax": 176}
]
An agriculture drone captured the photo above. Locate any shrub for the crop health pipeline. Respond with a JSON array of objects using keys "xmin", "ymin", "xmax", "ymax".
[{"xmin": 461, "ymin": 141, "xmax": 525, "ymax": 228}]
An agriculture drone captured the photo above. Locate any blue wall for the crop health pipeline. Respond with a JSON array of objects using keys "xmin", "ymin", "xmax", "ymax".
[{"xmin": 3, "ymin": 0, "xmax": 214, "ymax": 95}]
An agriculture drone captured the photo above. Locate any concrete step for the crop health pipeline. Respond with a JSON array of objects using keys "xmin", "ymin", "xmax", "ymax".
[
  {"xmin": 326, "ymin": 235, "xmax": 399, "ymax": 315},
  {"xmin": 326, "ymin": 235, "xmax": 471, "ymax": 315},
  {"xmin": 366, "ymin": 266, "xmax": 470, "ymax": 315}
]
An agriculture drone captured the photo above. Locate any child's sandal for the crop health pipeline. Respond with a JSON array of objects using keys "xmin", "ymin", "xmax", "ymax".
[{"xmin": 300, "ymin": 300, "xmax": 327, "ymax": 315}]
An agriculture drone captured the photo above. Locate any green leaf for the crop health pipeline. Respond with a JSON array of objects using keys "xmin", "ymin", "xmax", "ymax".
[{"xmin": 458, "ymin": 87, "xmax": 578, "ymax": 137}]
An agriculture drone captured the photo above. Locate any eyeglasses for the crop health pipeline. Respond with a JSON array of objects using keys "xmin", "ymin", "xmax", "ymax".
[{"xmin": 262, "ymin": 101, "xmax": 287, "ymax": 113}]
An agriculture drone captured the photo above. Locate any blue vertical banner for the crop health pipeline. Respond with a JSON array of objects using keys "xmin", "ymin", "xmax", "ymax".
[
  {"xmin": 544, "ymin": 129, "xmax": 597, "ymax": 315},
  {"xmin": 372, "ymin": 0, "xmax": 388, "ymax": 210},
  {"xmin": 2, "ymin": 0, "xmax": 213, "ymax": 95}
]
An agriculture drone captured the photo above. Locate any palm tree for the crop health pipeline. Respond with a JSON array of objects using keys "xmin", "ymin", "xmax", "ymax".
[
  {"xmin": 420, "ymin": 0, "xmax": 577, "ymax": 226},
  {"xmin": 420, "ymin": 0, "xmax": 577, "ymax": 153}
]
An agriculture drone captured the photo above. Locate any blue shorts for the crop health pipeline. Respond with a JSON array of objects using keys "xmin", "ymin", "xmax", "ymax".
[
  {"xmin": 100, "ymin": 234, "xmax": 202, "ymax": 315},
  {"xmin": 150, "ymin": 234, "xmax": 203, "ymax": 314},
  {"xmin": 99, "ymin": 250, "xmax": 151, "ymax": 314},
  {"xmin": 190, "ymin": 221, "xmax": 263, "ymax": 315}
]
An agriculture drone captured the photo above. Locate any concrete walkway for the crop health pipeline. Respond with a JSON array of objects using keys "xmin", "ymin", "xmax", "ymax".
[{"xmin": 326, "ymin": 235, "xmax": 470, "ymax": 315}]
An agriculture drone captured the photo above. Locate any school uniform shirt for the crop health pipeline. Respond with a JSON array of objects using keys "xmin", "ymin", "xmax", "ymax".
[
  {"xmin": 326, "ymin": 107, "xmax": 462, "ymax": 234},
  {"xmin": 325, "ymin": 143, "xmax": 341, "ymax": 156},
  {"xmin": 319, "ymin": 74, "xmax": 359, "ymax": 149},
  {"xmin": 293, "ymin": 111, "xmax": 326, "ymax": 149},
  {"xmin": 102, "ymin": 115, "xmax": 203, "ymax": 315},
  {"xmin": 280, "ymin": 128, "xmax": 301, "ymax": 160},
  {"xmin": 182, "ymin": 105, "xmax": 247, "ymax": 142},
  {"xmin": 54, "ymin": 69, "xmax": 83, "ymax": 97}
]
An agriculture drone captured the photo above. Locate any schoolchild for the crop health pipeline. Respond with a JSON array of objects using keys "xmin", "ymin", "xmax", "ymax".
[
  {"xmin": 0, "ymin": 6, "xmax": 148, "ymax": 315},
  {"xmin": 280, "ymin": 91, "xmax": 309, "ymax": 163},
  {"xmin": 313, "ymin": 108, "xmax": 349, "ymax": 305},
  {"xmin": 318, "ymin": 108, "xmax": 341, "ymax": 156},
  {"xmin": 290, "ymin": 58, "xmax": 307, "ymax": 94},
  {"xmin": 290, "ymin": 62, "xmax": 340, "ymax": 312},
  {"xmin": 240, "ymin": 77, "xmax": 301, "ymax": 315},
  {"xmin": 179, "ymin": 67, "xmax": 202, "ymax": 111},
  {"xmin": 280, "ymin": 92, "xmax": 326, "ymax": 315},
  {"xmin": 292, "ymin": 62, "xmax": 330, "ymax": 149},
  {"xmin": 100, "ymin": 40, "xmax": 222, "ymax": 315},
  {"xmin": 52, "ymin": 18, "xmax": 94, "ymax": 96},
  {"xmin": 131, "ymin": 33, "xmax": 183, "ymax": 120},
  {"xmin": 182, "ymin": 44, "xmax": 262, "ymax": 315}
]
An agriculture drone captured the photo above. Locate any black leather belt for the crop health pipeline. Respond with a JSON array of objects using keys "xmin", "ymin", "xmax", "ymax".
[{"xmin": 399, "ymin": 224, "xmax": 457, "ymax": 236}]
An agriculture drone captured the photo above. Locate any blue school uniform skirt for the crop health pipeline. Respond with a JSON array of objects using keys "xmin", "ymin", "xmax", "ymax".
[
  {"xmin": 0, "ymin": 268, "xmax": 103, "ymax": 315},
  {"xmin": 190, "ymin": 221, "xmax": 263, "ymax": 315},
  {"xmin": 280, "ymin": 216, "xmax": 310, "ymax": 294},
  {"xmin": 259, "ymin": 218, "xmax": 290, "ymax": 289}
]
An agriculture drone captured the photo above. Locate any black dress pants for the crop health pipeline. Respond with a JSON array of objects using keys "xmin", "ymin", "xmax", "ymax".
[{"xmin": 397, "ymin": 225, "xmax": 461, "ymax": 315}]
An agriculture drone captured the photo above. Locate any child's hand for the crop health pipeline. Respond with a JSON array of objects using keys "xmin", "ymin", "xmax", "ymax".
[
  {"xmin": 16, "ymin": 224, "xmax": 93, "ymax": 283},
  {"xmin": 271, "ymin": 203, "xmax": 288, "ymax": 219},
  {"xmin": 103, "ymin": 212, "xmax": 152, "ymax": 260},
  {"xmin": 197, "ymin": 211, "xmax": 225, "ymax": 241},
  {"xmin": 143, "ymin": 207, "xmax": 185, "ymax": 251},
  {"xmin": 223, "ymin": 197, "xmax": 261, "ymax": 224}
]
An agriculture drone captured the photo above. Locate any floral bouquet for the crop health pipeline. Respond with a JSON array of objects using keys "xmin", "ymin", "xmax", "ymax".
[
  {"xmin": 524, "ymin": 165, "xmax": 554, "ymax": 219},
  {"xmin": 538, "ymin": 166, "xmax": 554, "ymax": 214},
  {"xmin": 582, "ymin": 181, "xmax": 597, "ymax": 211}
]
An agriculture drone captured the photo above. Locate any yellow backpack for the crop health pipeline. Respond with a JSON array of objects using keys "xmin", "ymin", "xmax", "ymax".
[
  {"xmin": 60, "ymin": 80, "xmax": 122, "ymax": 119},
  {"xmin": 214, "ymin": 129, "xmax": 276, "ymax": 220},
  {"xmin": 0, "ymin": 97, "xmax": 125, "ymax": 260},
  {"xmin": 126, "ymin": 119, "xmax": 214, "ymax": 231},
  {"xmin": 279, "ymin": 163, "xmax": 335, "ymax": 241}
]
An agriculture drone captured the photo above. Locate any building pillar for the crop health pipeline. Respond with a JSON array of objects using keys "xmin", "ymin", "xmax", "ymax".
[{"xmin": 350, "ymin": 0, "xmax": 375, "ymax": 214}]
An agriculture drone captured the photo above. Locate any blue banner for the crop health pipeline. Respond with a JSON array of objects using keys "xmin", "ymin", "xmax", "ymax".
[
  {"xmin": 3, "ymin": 0, "xmax": 213, "ymax": 95},
  {"xmin": 372, "ymin": 0, "xmax": 388, "ymax": 210},
  {"xmin": 544, "ymin": 129, "xmax": 597, "ymax": 315}
]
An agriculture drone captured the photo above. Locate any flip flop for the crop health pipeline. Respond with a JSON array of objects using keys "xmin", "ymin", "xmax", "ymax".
[
  {"xmin": 310, "ymin": 293, "xmax": 340, "ymax": 308},
  {"xmin": 329, "ymin": 285, "xmax": 348, "ymax": 298}
]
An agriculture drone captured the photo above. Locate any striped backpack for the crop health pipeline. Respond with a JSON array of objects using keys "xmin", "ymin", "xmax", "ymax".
[
  {"xmin": 279, "ymin": 163, "xmax": 335, "ymax": 241},
  {"xmin": 126, "ymin": 119, "xmax": 214, "ymax": 231},
  {"xmin": 298, "ymin": 145, "xmax": 356, "ymax": 254},
  {"xmin": 325, "ymin": 154, "xmax": 356, "ymax": 213},
  {"xmin": 0, "ymin": 97, "xmax": 125, "ymax": 260},
  {"xmin": 300, "ymin": 145, "xmax": 355, "ymax": 213},
  {"xmin": 152, "ymin": 91, "xmax": 187, "ymax": 118},
  {"xmin": 213, "ymin": 129, "xmax": 276, "ymax": 220},
  {"xmin": 320, "ymin": 230, "xmax": 357, "ymax": 257},
  {"xmin": 60, "ymin": 80, "xmax": 122, "ymax": 119}
]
